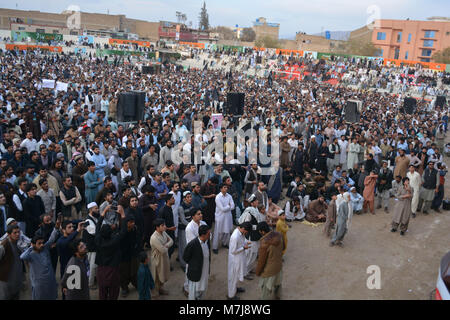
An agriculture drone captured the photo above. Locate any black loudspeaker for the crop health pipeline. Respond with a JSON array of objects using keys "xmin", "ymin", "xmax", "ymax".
[
  {"xmin": 132, "ymin": 90, "xmax": 146, "ymax": 121},
  {"xmin": 142, "ymin": 66, "xmax": 152, "ymax": 74},
  {"xmin": 117, "ymin": 91, "xmax": 145, "ymax": 122},
  {"xmin": 345, "ymin": 101, "xmax": 359, "ymax": 123},
  {"xmin": 436, "ymin": 96, "xmax": 447, "ymax": 108},
  {"xmin": 403, "ymin": 97, "xmax": 416, "ymax": 115},
  {"xmin": 226, "ymin": 92, "xmax": 244, "ymax": 115},
  {"xmin": 256, "ymin": 56, "xmax": 262, "ymax": 64},
  {"xmin": 142, "ymin": 65, "xmax": 161, "ymax": 75}
]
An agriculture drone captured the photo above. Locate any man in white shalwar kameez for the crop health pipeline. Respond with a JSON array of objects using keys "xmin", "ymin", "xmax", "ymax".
[
  {"xmin": 238, "ymin": 194, "xmax": 266, "ymax": 278},
  {"xmin": 406, "ymin": 165, "xmax": 421, "ymax": 218},
  {"xmin": 227, "ymin": 222, "xmax": 252, "ymax": 300},
  {"xmin": 338, "ymin": 136, "xmax": 349, "ymax": 170},
  {"xmin": 212, "ymin": 185, "xmax": 235, "ymax": 254}
]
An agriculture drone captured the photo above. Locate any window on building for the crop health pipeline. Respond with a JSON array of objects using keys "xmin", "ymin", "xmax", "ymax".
[
  {"xmin": 397, "ymin": 32, "xmax": 402, "ymax": 43},
  {"xmin": 405, "ymin": 51, "xmax": 409, "ymax": 60},
  {"xmin": 53, "ymin": 30, "xmax": 59, "ymax": 34},
  {"xmin": 420, "ymin": 58, "xmax": 430, "ymax": 62},
  {"xmin": 421, "ymin": 49, "xmax": 432, "ymax": 57},
  {"xmin": 36, "ymin": 28, "xmax": 45, "ymax": 33},
  {"xmin": 424, "ymin": 30, "xmax": 435, "ymax": 38},
  {"xmin": 18, "ymin": 27, "xmax": 25, "ymax": 31},
  {"xmin": 407, "ymin": 33, "xmax": 412, "ymax": 42},
  {"xmin": 394, "ymin": 48, "xmax": 400, "ymax": 59},
  {"xmin": 70, "ymin": 30, "xmax": 78, "ymax": 36},
  {"xmin": 376, "ymin": 32, "xmax": 386, "ymax": 40},
  {"xmin": 378, "ymin": 49, "xmax": 384, "ymax": 57},
  {"xmin": 423, "ymin": 40, "xmax": 434, "ymax": 47}
]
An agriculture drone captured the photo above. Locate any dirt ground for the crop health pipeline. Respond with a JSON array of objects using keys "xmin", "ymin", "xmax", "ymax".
[
  {"xmin": 21, "ymin": 153, "xmax": 450, "ymax": 301},
  {"xmin": 148, "ymin": 200, "xmax": 449, "ymax": 300}
]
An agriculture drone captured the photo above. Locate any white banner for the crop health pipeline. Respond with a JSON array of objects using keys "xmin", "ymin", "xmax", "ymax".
[
  {"xmin": 56, "ymin": 81, "xmax": 69, "ymax": 92},
  {"xmin": 42, "ymin": 79, "xmax": 55, "ymax": 89}
]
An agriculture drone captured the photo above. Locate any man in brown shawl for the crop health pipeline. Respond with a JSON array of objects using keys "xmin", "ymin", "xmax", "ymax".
[
  {"xmin": 306, "ymin": 196, "xmax": 327, "ymax": 223},
  {"xmin": 394, "ymin": 148, "xmax": 410, "ymax": 178},
  {"xmin": 323, "ymin": 193, "xmax": 338, "ymax": 237},
  {"xmin": 150, "ymin": 218, "xmax": 173, "ymax": 297},
  {"xmin": 391, "ymin": 177, "xmax": 413, "ymax": 235}
]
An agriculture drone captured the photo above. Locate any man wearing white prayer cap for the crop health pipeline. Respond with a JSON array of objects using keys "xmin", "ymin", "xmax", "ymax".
[{"xmin": 83, "ymin": 202, "xmax": 100, "ymax": 289}]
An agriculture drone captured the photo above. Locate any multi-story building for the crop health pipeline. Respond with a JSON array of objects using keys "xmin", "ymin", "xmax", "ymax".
[
  {"xmin": 370, "ymin": 18, "xmax": 450, "ymax": 62},
  {"xmin": 253, "ymin": 17, "xmax": 279, "ymax": 40}
]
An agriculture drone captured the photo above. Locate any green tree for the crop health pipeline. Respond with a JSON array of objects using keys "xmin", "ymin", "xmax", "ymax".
[
  {"xmin": 210, "ymin": 26, "xmax": 237, "ymax": 40},
  {"xmin": 335, "ymin": 38, "xmax": 381, "ymax": 57},
  {"xmin": 176, "ymin": 11, "xmax": 187, "ymax": 25},
  {"xmin": 240, "ymin": 27, "xmax": 256, "ymax": 42},
  {"xmin": 432, "ymin": 47, "xmax": 450, "ymax": 64},
  {"xmin": 199, "ymin": 1, "xmax": 209, "ymax": 31}
]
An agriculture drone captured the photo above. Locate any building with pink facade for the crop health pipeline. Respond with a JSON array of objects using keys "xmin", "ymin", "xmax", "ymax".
[{"xmin": 371, "ymin": 18, "xmax": 450, "ymax": 62}]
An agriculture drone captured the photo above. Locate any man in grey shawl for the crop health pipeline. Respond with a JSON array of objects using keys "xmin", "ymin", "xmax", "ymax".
[{"xmin": 330, "ymin": 192, "xmax": 352, "ymax": 247}]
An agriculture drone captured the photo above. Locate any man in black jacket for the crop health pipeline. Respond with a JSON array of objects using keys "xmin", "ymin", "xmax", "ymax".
[
  {"xmin": 376, "ymin": 161, "xmax": 393, "ymax": 213},
  {"xmin": 23, "ymin": 183, "xmax": 46, "ymax": 238},
  {"xmin": 94, "ymin": 211, "xmax": 126, "ymax": 300},
  {"xmin": 125, "ymin": 195, "xmax": 144, "ymax": 252},
  {"xmin": 34, "ymin": 213, "xmax": 59, "ymax": 272},
  {"xmin": 183, "ymin": 224, "xmax": 211, "ymax": 300},
  {"xmin": 119, "ymin": 215, "xmax": 139, "ymax": 298},
  {"xmin": 138, "ymin": 185, "xmax": 158, "ymax": 248},
  {"xmin": 418, "ymin": 161, "xmax": 438, "ymax": 214},
  {"xmin": 158, "ymin": 193, "xmax": 176, "ymax": 259},
  {"xmin": 364, "ymin": 153, "xmax": 379, "ymax": 175}
]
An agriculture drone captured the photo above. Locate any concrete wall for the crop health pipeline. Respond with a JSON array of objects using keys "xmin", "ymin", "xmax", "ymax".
[
  {"xmin": 131, "ymin": 20, "xmax": 160, "ymax": 40},
  {"xmin": 0, "ymin": 8, "xmax": 161, "ymax": 40},
  {"xmin": 0, "ymin": 29, "xmax": 10, "ymax": 39},
  {"xmin": 349, "ymin": 25, "xmax": 372, "ymax": 43},
  {"xmin": 217, "ymin": 39, "xmax": 254, "ymax": 47},
  {"xmin": 254, "ymin": 24, "xmax": 279, "ymax": 40},
  {"xmin": 295, "ymin": 33, "xmax": 345, "ymax": 52},
  {"xmin": 0, "ymin": 8, "xmax": 68, "ymax": 29},
  {"xmin": 10, "ymin": 22, "xmax": 72, "ymax": 34},
  {"xmin": 278, "ymin": 39, "xmax": 298, "ymax": 50},
  {"xmin": 79, "ymin": 12, "xmax": 121, "ymax": 31}
]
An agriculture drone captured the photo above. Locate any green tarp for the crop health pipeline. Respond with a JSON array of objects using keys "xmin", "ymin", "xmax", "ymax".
[
  {"xmin": 11, "ymin": 31, "xmax": 63, "ymax": 42},
  {"xmin": 96, "ymin": 49, "xmax": 148, "ymax": 57},
  {"xmin": 214, "ymin": 44, "xmax": 245, "ymax": 52}
]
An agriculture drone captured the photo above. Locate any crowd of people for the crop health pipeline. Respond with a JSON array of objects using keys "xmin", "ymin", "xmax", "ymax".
[
  {"xmin": 190, "ymin": 46, "xmax": 449, "ymax": 98},
  {"xmin": 0, "ymin": 45, "xmax": 448, "ymax": 300}
]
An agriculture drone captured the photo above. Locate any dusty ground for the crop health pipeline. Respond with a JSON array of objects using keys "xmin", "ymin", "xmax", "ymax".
[
  {"xmin": 148, "ymin": 200, "xmax": 449, "ymax": 300},
  {"xmin": 32, "ymin": 194, "xmax": 447, "ymax": 301},
  {"xmin": 21, "ymin": 152, "xmax": 450, "ymax": 301}
]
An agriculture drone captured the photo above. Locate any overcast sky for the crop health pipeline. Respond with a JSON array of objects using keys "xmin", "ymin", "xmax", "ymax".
[{"xmin": 0, "ymin": 0, "xmax": 448, "ymax": 38}]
